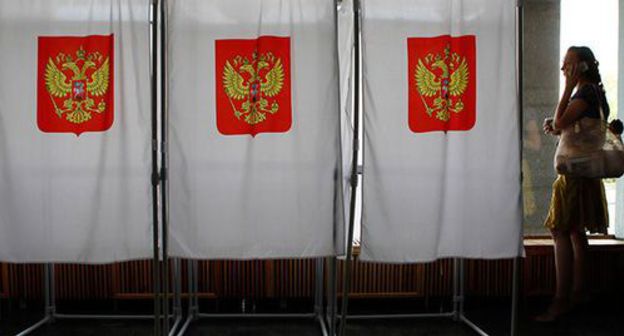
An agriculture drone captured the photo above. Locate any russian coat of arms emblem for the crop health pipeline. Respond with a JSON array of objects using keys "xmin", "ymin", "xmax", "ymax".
[
  {"xmin": 408, "ymin": 35, "xmax": 476, "ymax": 133},
  {"xmin": 215, "ymin": 36, "xmax": 291, "ymax": 136},
  {"xmin": 37, "ymin": 35, "xmax": 114, "ymax": 135}
]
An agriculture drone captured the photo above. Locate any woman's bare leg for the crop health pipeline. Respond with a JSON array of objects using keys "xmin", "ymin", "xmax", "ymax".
[
  {"xmin": 570, "ymin": 227, "xmax": 589, "ymax": 304},
  {"xmin": 536, "ymin": 228, "xmax": 573, "ymax": 321},
  {"xmin": 552, "ymin": 228, "xmax": 573, "ymax": 301}
]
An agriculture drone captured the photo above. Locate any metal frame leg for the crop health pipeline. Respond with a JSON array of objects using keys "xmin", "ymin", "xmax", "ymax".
[
  {"xmin": 14, "ymin": 264, "xmax": 54, "ymax": 336},
  {"xmin": 510, "ymin": 258, "xmax": 519, "ymax": 336},
  {"xmin": 315, "ymin": 258, "xmax": 330, "ymax": 336},
  {"xmin": 459, "ymin": 259, "xmax": 465, "ymax": 318},
  {"xmin": 452, "ymin": 258, "xmax": 460, "ymax": 321},
  {"xmin": 160, "ymin": 0, "xmax": 170, "ymax": 334},
  {"xmin": 167, "ymin": 258, "xmax": 183, "ymax": 336},
  {"xmin": 150, "ymin": 0, "xmax": 163, "ymax": 334},
  {"xmin": 326, "ymin": 257, "xmax": 338, "ymax": 336},
  {"xmin": 15, "ymin": 262, "xmax": 167, "ymax": 336},
  {"xmin": 456, "ymin": 259, "xmax": 489, "ymax": 336},
  {"xmin": 339, "ymin": 0, "xmax": 361, "ymax": 333},
  {"xmin": 44, "ymin": 263, "xmax": 55, "ymax": 320},
  {"xmin": 192, "ymin": 260, "xmax": 199, "ymax": 319},
  {"xmin": 175, "ymin": 258, "xmax": 331, "ymax": 336},
  {"xmin": 176, "ymin": 259, "xmax": 197, "ymax": 336},
  {"xmin": 315, "ymin": 259, "xmax": 324, "ymax": 316},
  {"xmin": 341, "ymin": 257, "xmax": 522, "ymax": 336}
]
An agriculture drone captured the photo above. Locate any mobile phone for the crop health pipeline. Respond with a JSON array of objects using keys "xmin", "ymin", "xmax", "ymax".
[{"xmin": 578, "ymin": 61, "xmax": 589, "ymax": 73}]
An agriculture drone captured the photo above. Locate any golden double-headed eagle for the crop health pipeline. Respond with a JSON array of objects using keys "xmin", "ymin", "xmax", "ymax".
[
  {"xmin": 414, "ymin": 45, "xmax": 469, "ymax": 122},
  {"xmin": 222, "ymin": 51, "xmax": 285, "ymax": 125},
  {"xmin": 45, "ymin": 46, "xmax": 110, "ymax": 124}
]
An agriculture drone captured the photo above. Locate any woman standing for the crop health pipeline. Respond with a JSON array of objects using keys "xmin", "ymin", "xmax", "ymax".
[{"xmin": 538, "ymin": 46, "xmax": 610, "ymax": 322}]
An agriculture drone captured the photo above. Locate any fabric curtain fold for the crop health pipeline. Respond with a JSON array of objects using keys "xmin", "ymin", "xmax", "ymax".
[
  {"xmin": 0, "ymin": 0, "xmax": 153, "ymax": 263},
  {"xmin": 360, "ymin": 0, "xmax": 523, "ymax": 262},
  {"xmin": 167, "ymin": 0, "xmax": 345, "ymax": 259}
]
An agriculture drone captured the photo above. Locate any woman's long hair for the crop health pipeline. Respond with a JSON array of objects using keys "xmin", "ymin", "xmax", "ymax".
[
  {"xmin": 568, "ymin": 46, "xmax": 609, "ymax": 115},
  {"xmin": 568, "ymin": 46, "xmax": 605, "ymax": 92}
]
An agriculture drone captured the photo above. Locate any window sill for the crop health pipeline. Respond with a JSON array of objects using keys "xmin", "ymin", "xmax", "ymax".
[
  {"xmin": 524, "ymin": 237, "xmax": 624, "ymax": 255},
  {"xmin": 349, "ymin": 237, "xmax": 624, "ymax": 257}
]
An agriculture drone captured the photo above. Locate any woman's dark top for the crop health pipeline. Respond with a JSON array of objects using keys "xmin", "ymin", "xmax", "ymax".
[{"xmin": 571, "ymin": 83, "xmax": 610, "ymax": 119}]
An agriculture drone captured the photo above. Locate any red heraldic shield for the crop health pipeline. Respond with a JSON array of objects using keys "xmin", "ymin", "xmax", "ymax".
[
  {"xmin": 215, "ymin": 36, "xmax": 292, "ymax": 136},
  {"xmin": 37, "ymin": 35, "xmax": 114, "ymax": 136},
  {"xmin": 408, "ymin": 35, "xmax": 476, "ymax": 133}
]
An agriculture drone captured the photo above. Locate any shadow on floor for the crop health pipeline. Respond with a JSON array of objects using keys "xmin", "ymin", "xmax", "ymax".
[{"xmin": 1, "ymin": 296, "xmax": 622, "ymax": 335}]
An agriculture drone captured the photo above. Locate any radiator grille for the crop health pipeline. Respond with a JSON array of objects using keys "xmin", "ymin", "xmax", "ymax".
[
  {"xmin": 1, "ymin": 263, "xmax": 9, "ymax": 298},
  {"xmin": 1, "ymin": 249, "xmax": 622, "ymax": 301},
  {"xmin": 55, "ymin": 264, "xmax": 112, "ymax": 300}
]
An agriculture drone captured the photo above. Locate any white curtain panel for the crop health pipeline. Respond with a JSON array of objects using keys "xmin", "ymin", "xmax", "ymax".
[
  {"xmin": 360, "ymin": 0, "xmax": 523, "ymax": 262},
  {"xmin": 167, "ymin": 0, "xmax": 344, "ymax": 259},
  {"xmin": 0, "ymin": 0, "xmax": 152, "ymax": 263}
]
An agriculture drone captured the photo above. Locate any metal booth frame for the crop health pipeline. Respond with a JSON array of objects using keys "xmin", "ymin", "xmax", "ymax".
[
  {"xmin": 170, "ymin": 0, "xmax": 345, "ymax": 335},
  {"xmin": 14, "ymin": 1, "xmax": 181, "ymax": 336},
  {"xmin": 12, "ymin": 0, "xmax": 525, "ymax": 335},
  {"xmin": 337, "ymin": 1, "xmax": 525, "ymax": 336}
]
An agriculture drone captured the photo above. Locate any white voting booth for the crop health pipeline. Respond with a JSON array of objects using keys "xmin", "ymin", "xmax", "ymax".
[{"xmin": 0, "ymin": 1, "xmax": 524, "ymax": 335}]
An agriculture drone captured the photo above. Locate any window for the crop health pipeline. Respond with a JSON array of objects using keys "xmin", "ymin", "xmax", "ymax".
[
  {"xmin": 523, "ymin": 0, "xmax": 620, "ymax": 236},
  {"xmin": 352, "ymin": 0, "xmax": 622, "ymax": 241},
  {"xmin": 560, "ymin": 0, "xmax": 618, "ymax": 235}
]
